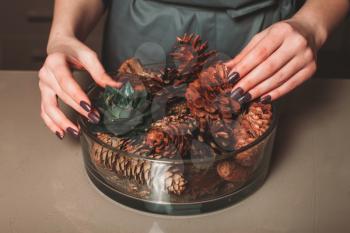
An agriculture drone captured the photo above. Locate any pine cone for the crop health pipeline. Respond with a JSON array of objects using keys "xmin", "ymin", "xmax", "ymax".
[
  {"xmin": 162, "ymin": 166, "xmax": 187, "ymax": 195},
  {"xmin": 185, "ymin": 63, "xmax": 240, "ymax": 151},
  {"xmin": 118, "ymin": 58, "xmax": 164, "ymax": 94},
  {"xmin": 145, "ymin": 114, "xmax": 198, "ymax": 158},
  {"xmin": 234, "ymin": 102, "xmax": 273, "ymax": 167},
  {"xmin": 186, "ymin": 63, "xmax": 240, "ymax": 123},
  {"xmin": 165, "ymin": 33, "xmax": 216, "ymax": 86},
  {"xmin": 216, "ymin": 160, "xmax": 250, "ymax": 183},
  {"xmin": 91, "ymin": 133, "xmax": 187, "ymax": 195},
  {"xmin": 91, "ymin": 133, "xmax": 128, "ymax": 169}
]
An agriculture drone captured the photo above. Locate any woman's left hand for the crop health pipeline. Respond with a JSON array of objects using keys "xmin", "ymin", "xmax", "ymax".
[{"xmin": 225, "ymin": 19, "xmax": 321, "ymax": 104}]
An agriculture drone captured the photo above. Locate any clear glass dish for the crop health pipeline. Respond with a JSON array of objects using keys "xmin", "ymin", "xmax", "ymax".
[{"xmin": 78, "ymin": 73, "xmax": 278, "ymax": 215}]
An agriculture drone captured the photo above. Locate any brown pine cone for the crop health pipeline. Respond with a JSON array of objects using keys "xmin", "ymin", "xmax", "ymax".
[
  {"xmin": 118, "ymin": 58, "xmax": 164, "ymax": 94},
  {"xmin": 185, "ymin": 63, "xmax": 240, "ymax": 151},
  {"xmin": 165, "ymin": 33, "xmax": 216, "ymax": 86},
  {"xmin": 91, "ymin": 133, "xmax": 128, "ymax": 169},
  {"xmin": 186, "ymin": 63, "xmax": 240, "ymax": 125},
  {"xmin": 91, "ymin": 133, "xmax": 187, "ymax": 195},
  {"xmin": 145, "ymin": 114, "xmax": 198, "ymax": 158},
  {"xmin": 216, "ymin": 160, "xmax": 250, "ymax": 183},
  {"xmin": 162, "ymin": 166, "xmax": 187, "ymax": 195},
  {"xmin": 234, "ymin": 102, "xmax": 273, "ymax": 167}
]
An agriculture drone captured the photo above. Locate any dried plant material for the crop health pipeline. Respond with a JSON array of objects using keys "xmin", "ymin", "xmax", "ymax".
[
  {"xmin": 145, "ymin": 114, "xmax": 198, "ymax": 158},
  {"xmin": 165, "ymin": 33, "xmax": 216, "ymax": 86},
  {"xmin": 216, "ymin": 160, "xmax": 250, "ymax": 183},
  {"xmin": 91, "ymin": 133, "xmax": 187, "ymax": 195},
  {"xmin": 234, "ymin": 103, "xmax": 272, "ymax": 167}
]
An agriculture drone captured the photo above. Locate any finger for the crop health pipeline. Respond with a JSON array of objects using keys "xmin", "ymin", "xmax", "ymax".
[
  {"xmin": 40, "ymin": 84, "xmax": 80, "ymax": 138},
  {"xmin": 40, "ymin": 62, "xmax": 92, "ymax": 115},
  {"xmin": 248, "ymin": 48, "xmax": 315, "ymax": 101},
  {"xmin": 225, "ymin": 29, "xmax": 270, "ymax": 68},
  {"xmin": 260, "ymin": 62, "xmax": 316, "ymax": 102},
  {"xmin": 230, "ymin": 41, "xmax": 296, "ymax": 99},
  {"xmin": 40, "ymin": 106, "xmax": 65, "ymax": 139},
  {"xmin": 74, "ymin": 47, "xmax": 121, "ymax": 88}
]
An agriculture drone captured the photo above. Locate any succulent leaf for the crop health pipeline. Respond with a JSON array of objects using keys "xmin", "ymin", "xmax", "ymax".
[{"xmin": 88, "ymin": 82, "xmax": 155, "ymax": 137}]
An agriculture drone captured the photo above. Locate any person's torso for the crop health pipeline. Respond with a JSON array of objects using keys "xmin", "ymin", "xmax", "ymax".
[{"xmin": 102, "ymin": 0, "xmax": 297, "ymax": 71}]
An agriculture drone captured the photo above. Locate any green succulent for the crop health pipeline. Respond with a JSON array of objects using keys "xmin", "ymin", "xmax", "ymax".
[{"xmin": 88, "ymin": 82, "xmax": 154, "ymax": 137}]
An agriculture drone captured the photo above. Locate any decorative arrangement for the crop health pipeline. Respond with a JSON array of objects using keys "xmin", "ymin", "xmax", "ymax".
[{"xmin": 80, "ymin": 34, "xmax": 275, "ymax": 210}]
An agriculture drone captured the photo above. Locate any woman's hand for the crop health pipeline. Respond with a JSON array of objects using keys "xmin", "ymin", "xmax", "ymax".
[
  {"xmin": 38, "ymin": 36, "xmax": 120, "ymax": 139},
  {"xmin": 225, "ymin": 18, "xmax": 322, "ymax": 104}
]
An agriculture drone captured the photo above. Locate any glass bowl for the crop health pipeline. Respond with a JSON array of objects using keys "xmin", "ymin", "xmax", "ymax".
[{"xmin": 78, "ymin": 76, "xmax": 278, "ymax": 216}]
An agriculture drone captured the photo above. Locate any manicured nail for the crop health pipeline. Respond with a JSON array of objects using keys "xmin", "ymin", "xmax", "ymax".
[
  {"xmin": 238, "ymin": 92, "xmax": 252, "ymax": 105},
  {"xmin": 80, "ymin": 101, "xmax": 92, "ymax": 112},
  {"xmin": 66, "ymin": 127, "xmax": 80, "ymax": 138},
  {"xmin": 55, "ymin": 131, "xmax": 64, "ymax": 140},
  {"xmin": 259, "ymin": 95, "xmax": 272, "ymax": 104},
  {"xmin": 228, "ymin": 71, "xmax": 240, "ymax": 84},
  {"xmin": 88, "ymin": 109, "xmax": 100, "ymax": 124},
  {"xmin": 230, "ymin": 87, "xmax": 244, "ymax": 100}
]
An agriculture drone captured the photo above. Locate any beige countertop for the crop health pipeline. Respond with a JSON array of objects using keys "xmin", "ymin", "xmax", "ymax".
[{"xmin": 1, "ymin": 71, "xmax": 350, "ymax": 233}]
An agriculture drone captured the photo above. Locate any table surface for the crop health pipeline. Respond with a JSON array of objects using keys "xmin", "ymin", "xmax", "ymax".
[{"xmin": 1, "ymin": 71, "xmax": 350, "ymax": 233}]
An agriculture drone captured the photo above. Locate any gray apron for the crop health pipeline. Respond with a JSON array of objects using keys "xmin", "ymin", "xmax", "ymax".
[{"xmin": 102, "ymin": 0, "xmax": 297, "ymax": 71}]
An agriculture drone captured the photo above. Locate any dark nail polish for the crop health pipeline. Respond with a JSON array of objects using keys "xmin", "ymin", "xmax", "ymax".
[
  {"xmin": 259, "ymin": 95, "xmax": 272, "ymax": 104},
  {"xmin": 238, "ymin": 92, "xmax": 252, "ymax": 105},
  {"xmin": 228, "ymin": 71, "xmax": 240, "ymax": 84},
  {"xmin": 80, "ymin": 101, "xmax": 92, "ymax": 112},
  {"xmin": 67, "ymin": 127, "xmax": 80, "ymax": 138},
  {"xmin": 230, "ymin": 87, "xmax": 244, "ymax": 100},
  {"xmin": 88, "ymin": 110, "xmax": 100, "ymax": 124},
  {"xmin": 55, "ymin": 131, "xmax": 64, "ymax": 140}
]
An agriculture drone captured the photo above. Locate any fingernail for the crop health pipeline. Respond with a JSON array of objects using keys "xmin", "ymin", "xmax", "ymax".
[
  {"xmin": 67, "ymin": 127, "xmax": 80, "ymax": 138},
  {"xmin": 230, "ymin": 87, "xmax": 244, "ymax": 100},
  {"xmin": 88, "ymin": 109, "xmax": 100, "ymax": 124},
  {"xmin": 228, "ymin": 71, "xmax": 240, "ymax": 84},
  {"xmin": 238, "ymin": 92, "xmax": 252, "ymax": 105},
  {"xmin": 80, "ymin": 101, "xmax": 92, "ymax": 112},
  {"xmin": 259, "ymin": 95, "xmax": 272, "ymax": 104},
  {"xmin": 55, "ymin": 131, "xmax": 64, "ymax": 140}
]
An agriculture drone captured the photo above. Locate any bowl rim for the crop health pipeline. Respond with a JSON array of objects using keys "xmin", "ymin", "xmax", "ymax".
[{"xmin": 78, "ymin": 79, "xmax": 278, "ymax": 165}]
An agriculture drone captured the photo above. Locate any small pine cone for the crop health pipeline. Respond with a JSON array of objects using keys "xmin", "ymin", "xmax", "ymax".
[
  {"xmin": 233, "ymin": 102, "xmax": 273, "ymax": 167},
  {"xmin": 233, "ymin": 102, "xmax": 272, "ymax": 149},
  {"xmin": 216, "ymin": 160, "xmax": 250, "ymax": 183},
  {"xmin": 165, "ymin": 33, "xmax": 216, "ymax": 86},
  {"xmin": 163, "ymin": 167, "xmax": 187, "ymax": 195},
  {"xmin": 186, "ymin": 63, "xmax": 240, "ymax": 129},
  {"xmin": 145, "ymin": 114, "xmax": 198, "ymax": 158}
]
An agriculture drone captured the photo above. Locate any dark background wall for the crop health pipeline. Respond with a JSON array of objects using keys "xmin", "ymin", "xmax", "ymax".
[{"xmin": 0, "ymin": 0, "xmax": 349, "ymax": 79}]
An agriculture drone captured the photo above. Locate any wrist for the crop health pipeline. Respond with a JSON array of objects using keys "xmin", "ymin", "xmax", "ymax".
[
  {"xmin": 292, "ymin": 15, "xmax": 328, "ymax": 50},
  {"xmin": 47, "ymin": 33, "xmax": 77, "ymax": 54}
]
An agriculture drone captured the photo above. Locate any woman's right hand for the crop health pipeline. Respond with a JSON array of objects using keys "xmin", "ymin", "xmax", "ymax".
[{"xmin": 38, "ymin": 36, "xmax": 121, "ymax": 139}]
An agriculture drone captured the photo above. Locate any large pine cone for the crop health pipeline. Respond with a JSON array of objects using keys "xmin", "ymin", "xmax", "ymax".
[
  {"xmin": 165, "ymin": 33, "xmax": 216, "ymax": 86},
  {"xmin": 91, "ymin": 133, "xmax": 187, "ymax": 195},
  {"xmin": 145, "ymin": 114, "xmax": 198, "ymax": 159},
  {"xmin": 185, "ymin": 63, "xmax": 240, "ymax": 151},
  {"xmin": 186, "ymin": 63, "xmax": 240, "ymax": 123}
]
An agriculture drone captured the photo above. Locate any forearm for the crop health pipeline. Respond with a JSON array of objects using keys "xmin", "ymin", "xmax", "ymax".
[
  {"xmin": 291, "ymin": 0, "xmax": 350, "ymax": 49},
  {"xmin": 48, "ymin": 0, "xmax": 105, "ymax": 51}
]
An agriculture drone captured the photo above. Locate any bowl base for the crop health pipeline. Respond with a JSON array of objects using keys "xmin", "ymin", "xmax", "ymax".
[{"xmin": 84, "ymin": 158, "xmax": 270, "ymax": 216}]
